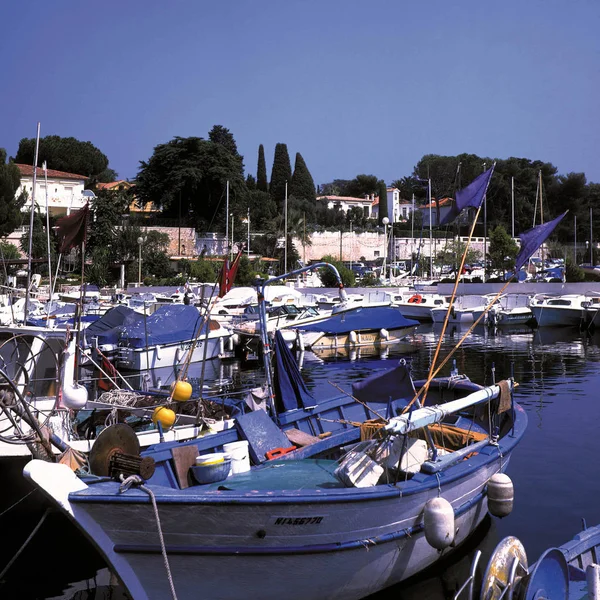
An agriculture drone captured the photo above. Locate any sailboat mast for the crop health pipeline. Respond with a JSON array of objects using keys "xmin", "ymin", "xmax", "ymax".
[
  {"xmin": 43, "ymin": 161, "xmax": 53, "ymax": 319},
  {"xmin": 225, "ymin": 180, "xmax": 229, "ymax": 258},
  {"xmin": 284, "ymin": 181, "xmax": 288, "ymax": 274},
  {"xmin": 24, "ymin": 122, "xmax": 41, "ymax": 322},
  {"xmin": 590, "ymin": 206, "xmax": 593, "ymax": 265},
  {"xmin": 511, "ymin": 176, "xmax": 515, "ymax": 238},
  {"xmin": 539, "ymin": 170, "xmax": 544, "ymax": 265},
  {"xmin": 428, "ymin": 179, "xmax": 432, "ymax": 278}
]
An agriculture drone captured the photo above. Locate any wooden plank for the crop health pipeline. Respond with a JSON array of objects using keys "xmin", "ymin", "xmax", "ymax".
[
  {"xmin": 285, "ymin": 427, "xmax": 321, "ymax": 447},
  {"xmin": 171, "ymin": 445, "xmax": 198, "ymax": 489}
]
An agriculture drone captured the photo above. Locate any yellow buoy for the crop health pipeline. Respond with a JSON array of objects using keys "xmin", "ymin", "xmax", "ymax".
[
  {"xmin": 152, "ymin": 406, "xmax": 176, "ymax": 430},
  {"xmin": 171, "ymin": 380, "xmax": 192, "ymax": 402}
]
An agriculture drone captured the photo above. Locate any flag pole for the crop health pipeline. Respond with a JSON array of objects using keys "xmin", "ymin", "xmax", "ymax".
[
  {"xmin": 428, "ymin": 179, "xmax": 433, "ymax": 278},
  {"xmin": 24, "ymin": 122, "xmax": 41, "ymax": 324}
]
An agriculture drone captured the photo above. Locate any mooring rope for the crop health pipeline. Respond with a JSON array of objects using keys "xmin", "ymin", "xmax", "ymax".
[{"xmin": 119, "ymin": 475, "xmax": 178, "ymax": 600}]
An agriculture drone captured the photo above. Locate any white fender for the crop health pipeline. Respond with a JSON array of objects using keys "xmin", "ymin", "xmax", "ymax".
[
  {"xmin": 380, "ymin": 328, "xmax": 389, "ymax": 341},
  {"xmin": 61, "ymin": 338, "xmax": 88, "ymax": 410},
  {"xmin": 349, "ymin": 330, "xmax": 358, "ymax": 345},
  {"xmin": 295, "ymin": 330, "xmax": 305, "ymax": 352},
  {"xmin": 155, "ymin": 345, "xmax": 162, "ymax": 361}
]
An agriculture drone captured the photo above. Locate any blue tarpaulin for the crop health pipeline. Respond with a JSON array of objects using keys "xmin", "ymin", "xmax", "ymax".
[
  {"xmin": 84, "ymin": 304, "xmax": 205, "ymax": 348},
  {"xmin": 295, "ymin": 306, "xmax": 418, "ymax": 335}
]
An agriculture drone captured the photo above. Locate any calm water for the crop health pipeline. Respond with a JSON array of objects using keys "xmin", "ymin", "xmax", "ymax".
[{"xmin": 2, "ymin": 323, "xmax": 600, "ymax": 599}]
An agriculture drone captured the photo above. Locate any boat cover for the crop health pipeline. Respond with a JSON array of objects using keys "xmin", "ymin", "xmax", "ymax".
[
  {"xmin": 351, "ymin": 362, "xmax": 416, "ymax": 415},
  {"xmin": 295, "ymin": 306, "xmax": 418, "ymax": 335},
  {"xmin": 274, "ymin": 330, "xmax": 317, "ymax": 411},
  {"xmin": 84, "ymin": 305, "xmax": 205, "ymax": 349}
]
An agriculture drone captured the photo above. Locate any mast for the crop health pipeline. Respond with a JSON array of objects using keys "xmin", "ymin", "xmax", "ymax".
[
  {"xmin": 247, "ymin": 206, "xmax": 250, "ymax": 255},
  {"xmin": 428, "ymin": 178, "xmax": 433, "ymax": 278},
  {"xmin": 483, "ymin": 162, "xmax": 487, "ymax": 281},
  {"xmin": 43, "ymin": 161, "xmax": 53, "ymax": 318},
  {"xmin": 511, "ymin": 176, "xmax": 515, "ymax": 238},
  {"xmin": 284, "ymin": 181, "xmax": 288, "ymax": 274},
  {"xmin": 574, "ymin": 215, "xmax": 577, "ymax": 264},
  {"xmin": 24, "ymin": 122, "xmax": 41, "ymax": 322},
  {"xmin": 411, "ymin": 193, "xmax": 415, "ymax": 275},
  {"xmin": 590, "ymin": 206, "xmax": 594, "ymax": 265},
  {"xmin": 225, "ymin": 180, "xmax": 229, "ymax": 258}
]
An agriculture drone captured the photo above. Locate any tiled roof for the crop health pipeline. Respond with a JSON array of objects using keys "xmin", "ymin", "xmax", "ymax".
[
  {"xmin": 15, "ymin": 164, "xmax": 87, "ymax": 180},
  {"xmin": 97, "ymin": 180, "xmax": 133, "ymax": 190},
  {"xmin": 421, "ymin": 197, "xmax": 453, "ymax": 209}
]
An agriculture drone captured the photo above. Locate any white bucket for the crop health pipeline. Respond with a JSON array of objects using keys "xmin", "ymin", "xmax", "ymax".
[
  {"xmin": 195, "ymin": 452, "xmax": 226, "ymax": 466},
  {"xmin": 223, "ymin": 440, "xmax": 250, "ymax": 475}
]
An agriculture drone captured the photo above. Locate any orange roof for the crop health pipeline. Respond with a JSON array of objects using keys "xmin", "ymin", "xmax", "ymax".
[
  {"xmin": 97, "ymin": 180, "xmax": 133, "ymax": 190},
  {"xmin": 15, "ymin": 164, "xmax": 87, "ymax": 180},
  {"xmin": 421, "ymin": 197, "xmax": 453, "ymax": 209}
]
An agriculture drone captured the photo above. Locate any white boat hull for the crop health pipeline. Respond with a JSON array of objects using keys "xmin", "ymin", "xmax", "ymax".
[{"xmin": 531, "ymin": 305, "xmax": 599, "ymax": 328}]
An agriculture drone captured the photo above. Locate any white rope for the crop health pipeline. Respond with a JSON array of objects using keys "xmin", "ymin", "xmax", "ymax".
[
  {"xmin": 98, "ymin": 390, "xmax": 145, "ymax": 407},
  {"xmin": 119, "ymin": 475, "xmax": 178, "ymax": 600}
]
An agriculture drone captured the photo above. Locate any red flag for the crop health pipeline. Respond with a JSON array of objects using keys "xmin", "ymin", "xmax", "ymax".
[
  {"xmin": 218, "ymin": 248, "xmax": 244, "ymax": 298},
  {"xmin": 56, "ymin": 204, "xmax": 90, "ymax": 253}
]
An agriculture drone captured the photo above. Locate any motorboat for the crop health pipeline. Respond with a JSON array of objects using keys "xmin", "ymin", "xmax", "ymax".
[
  {"xmin": 390, "ymin": 292, "xmax": 451, "ymax": 321},
  {"xmin": 529, "ymin": 294, "xmax": 600, "ymax": 328}
]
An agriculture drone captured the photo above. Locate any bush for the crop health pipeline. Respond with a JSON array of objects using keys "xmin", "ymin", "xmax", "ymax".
[{"xmin": 565, "ymin": 259, "xmax": 585, "ymax": 282}]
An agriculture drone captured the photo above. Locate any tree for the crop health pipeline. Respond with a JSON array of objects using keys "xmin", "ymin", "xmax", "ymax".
[
  {"xmin": 208, "ymin": 125, "xmax": 244, "ymax": 177},
  {"xmin": 0, "ymin": 149, "xmax": 26, "ymax": 237},
  {"xmin": 87, "ymin": 187, "xmax": 131, "ymax": 256},
  {"xmin": 257, "ymin": 144, "xmax": 268, "ymax": 193},
  {"xmin": 0, "ymin": 242, "xmax": 22, "ymax": 280},
  {"xmin": 435, "ymin": 239, "xmax": 481, "ymax": 272},
  {"xmin": 289, "ymin": 153, "xmax": 316, "ymax": 205},
  {"xmin": 488, "ymin": 225, "xmax": 518, "ymax": 274},
  {"xmin": 247, "ymin": 189, "xmax": 278, "ymax": 231},
  {"xmin": 246, "ymin": 174, "xmax": 256, "ymax": 190},
  {"xmin": 344, "ymin": 175, "xmax": 380, "ymax": 198},
  {"xmin": 136, "ymin": 135, "xmax": 248, "ymax": 231},
  {"xmin": 378, "ymin": 180, "xmax": 388, "ymax": 225},
  {"xmin": 15, "ymin": 135, "xmax": 110, "ymax": 181},
  {"xmin": 96, "ymin": 168, "xmax": 119, "ymax": 184},
  {"xmin": 269, "ymin": 143, "xmax": 292, "ymax": 207},
  {"xmin": 318, "ymin": 255, "xmax": 355, "ymax": 287}
]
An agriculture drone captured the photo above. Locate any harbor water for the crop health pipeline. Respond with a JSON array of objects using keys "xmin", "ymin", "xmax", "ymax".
[{"xmin": 1, "ymin": 323, "xmax": 600, "ymax": 598}]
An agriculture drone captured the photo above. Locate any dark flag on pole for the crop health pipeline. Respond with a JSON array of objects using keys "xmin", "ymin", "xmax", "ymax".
[
  {"xmin": 514, "ymin": 211, "xmax": 568, "ymax": 272},
  {"xmin": 218, "ymin": 247, "xmax": 244, "ymax": 297},
  {"xmin": 438, "ymin": 165, "xmax": 495, "ymax": 226},
  {"xmin": 56, "ymin": 204, "xmax": 90, "ymax": 253}
]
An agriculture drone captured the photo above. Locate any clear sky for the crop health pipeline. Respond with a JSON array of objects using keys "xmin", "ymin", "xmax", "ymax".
[{"xmin": 2, "ymin": 0, "xmax": 599, "ymax": 187}]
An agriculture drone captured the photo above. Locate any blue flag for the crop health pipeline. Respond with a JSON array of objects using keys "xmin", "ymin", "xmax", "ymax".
[
  {"xmin": 515, "ymin": 211, "xmax": 568, "ymax": 271},
  {"xmin": 438, "ymin": 165, "xmax": 495, "ymax": 226}
]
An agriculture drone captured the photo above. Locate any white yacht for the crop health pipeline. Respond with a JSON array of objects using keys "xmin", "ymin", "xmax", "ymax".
[{"xmin": 530, "ymin": 294, "xmax": 600, "ymax": 328}]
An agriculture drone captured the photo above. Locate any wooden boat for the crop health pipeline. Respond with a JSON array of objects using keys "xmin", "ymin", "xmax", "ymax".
[{"xmin": 24, "ymin": 342, "xmax": 527, "ymax": 600}]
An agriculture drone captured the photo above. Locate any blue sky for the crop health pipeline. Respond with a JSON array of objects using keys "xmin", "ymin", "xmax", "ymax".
[{"xmin": 2, "ymin": 0, "xmax": 599, "ymax": 187}]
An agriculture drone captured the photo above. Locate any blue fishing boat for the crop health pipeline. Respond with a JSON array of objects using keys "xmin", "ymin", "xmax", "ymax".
[{"xmin": 24, "ymin": 325, "xmax": 527, "ymax": 600}]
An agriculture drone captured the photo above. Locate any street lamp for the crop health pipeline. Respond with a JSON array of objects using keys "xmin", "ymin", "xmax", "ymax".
[
  {"xmin": 382, "ymin": 217, "xmax": 389, "ymax": 280},
  {"xmin": 137, "ymin": 236, "xmax": 144, "ymax": 287}
]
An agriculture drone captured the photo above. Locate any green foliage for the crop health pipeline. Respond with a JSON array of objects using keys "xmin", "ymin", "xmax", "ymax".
[
  {"xmin": 269, "ymin": 143, "xmax": 292, "ymax": 207},
  {"xmin": 235, "ymin": 255, "xmax": 260, "ymax": 286},
  {"xmin": 247, "ymin": 190, "xmax": 278, "ymax": 231},
  {"xmin": 87, "ymin": 188, "xmax": 131, "ymax": 255},
  {"xmin": 289, "ymin": 153, "xmax": 316, "ymax": 205},
  {"xmin": 20, "ymin": 211, "xmax": 57, "ymax": 272},
  {"xmin": 208, "ymin": 125, "xmax": 244, "ymax": 176},
  {"xmin": 15, "ymin": 135, "xmax": 109, "ymax": 180},
  {"xmin": 344, "ymin": 175, "xmax": 380, "ymax": 198},
  {"xmin": 189, "ymin": 259, "xmax": 218, "ymax": 282},
  {"xmin": 435, "ymin": 240, "xmax": 481, "ymax": 270},
  {"xmin": 358, "ymin": 273, "xmax": 379, "ymax": 287},
  {"xmin": 246, "ymin": 174, "xmax": 256, "ymax": 190},
  {"xmin": 257, "ymin": 144, "xmax": 268, "ymax": 193},
  {"xmin": 488, "ymin": 225, "xmax": 518, "ymax": 272},
  {"xmin": 565, "ymin": 257, "xmax": 585, "ymax": 282},
  {"xmin": 378, "ymin": 180, "xmax": 388, "ymax": 225},
  {"xmin": 318, "ymin": 255, "xmax": 355, "ymax": 287},
  {"xmin": 86, "ymin": 246, "xmax": 113, "ymax": 287},
  {"xmin": 96, "ymin": 168, "xmax": 119, "ymax": 183},
  {"xmin": 135, "ymin": 134, "xmax": 248, "ymax": 231},
  {"xmin": 0, "ymin": 242, "xmax": 21, "ymax": 278},
  {"xmin": 0, "ymin": 151, "xmax": 26, "ymax": 237}
]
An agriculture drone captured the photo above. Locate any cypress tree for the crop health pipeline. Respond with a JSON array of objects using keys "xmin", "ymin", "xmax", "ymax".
[
  {"xmin": 378, "ymin": 180, "xmax": 389, "ymax": 225},
  {"xmin": 257, "ymin": 144, "xmax": 268, "ymax": 193},
  {"xmin": 289, "ymin": 153, "xmax": 316, "ymax": 203},
  {"xmin": 269, "ymin": 143, "xmax": 292, "ymax": 206}
]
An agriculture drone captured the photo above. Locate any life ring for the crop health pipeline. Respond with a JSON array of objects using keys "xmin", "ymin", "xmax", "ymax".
[{"xmin": 408, "ymin": 294, "xmax": 423, "ymax": 304}]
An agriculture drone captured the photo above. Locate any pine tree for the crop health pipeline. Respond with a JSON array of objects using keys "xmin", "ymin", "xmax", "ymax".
[
  {"xmin": 269, "ymin": 143, "xmax": 292, "ymax": 206},
  {"xmin": 289, "ymin": 153, "xmax": 316, "ymax": 203},
  {"xmin": 257, "ymin": 144, "xmax": 268, "ymax": 193},
  {"xmin": 378, "ymin": 180, "xmax": 389, "ymax": 225}
]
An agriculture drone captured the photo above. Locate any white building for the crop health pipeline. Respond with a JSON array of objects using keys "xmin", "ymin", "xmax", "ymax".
[
  {"xmin": 316, "ymin": 195, "xmax": 374, "ymax": 219},
  {"xmin": 15, "ymin": 164, "xmax": 92, "ymax": 218}
]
